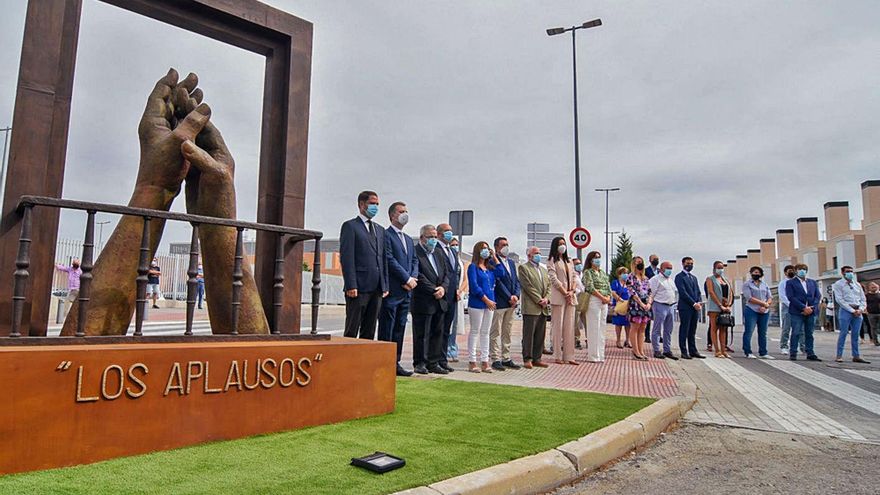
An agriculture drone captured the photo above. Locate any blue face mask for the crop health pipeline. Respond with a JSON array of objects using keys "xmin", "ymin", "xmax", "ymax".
[
  {"xmin": 574, "ymin": 264, "xmax": 584, "ymax": 272},
  {"xmin": 480, "ymin": 248, "xmax": 490, "ymax": 260},
  {"xmin": 844, "ymin": 272, "xmax": 854, "ymax": 281},
  {"xmin": 797, "ymin": 269, "xmax": 807, "ymax": 278},
  {"xmin": 451, "ymin": 245, "xmax": 459, "ymax": 254},
  {"xmin": 532, "ymin": 254, "xmax": 542, "ymax": 264},
  {"xmin": 443, "ymin": 231, "xmax": 454, "ymax": 242},
  {"xmin": 425, "ymin": 238, "xmax": 438, "ymax": 250},
  {"xmin": 715, "ymin": 268, "xmax": 724, "ymax": 276},
  {"xmin": 592, "ymin": 258, "xmax": 601, "ymax": 267},
  {"xmin": 663, "ymin": 268, "xmax": 673, "ymax": 278},
  {"xmin": 621, "ymin": 273, "xmax": 629, "ymax": 281},
  {"xmin": 365, "ymin": 204, "xmax": 379, "ymax": 218}
]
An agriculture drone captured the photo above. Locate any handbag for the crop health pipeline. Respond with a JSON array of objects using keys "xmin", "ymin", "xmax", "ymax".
[
  {"xmin": 613, "ymin": 298, "xmax": 630, "ymax": 316},
  {"xmin": 716, "ymin": 312, "xmax": 735, "ymax": 328}
]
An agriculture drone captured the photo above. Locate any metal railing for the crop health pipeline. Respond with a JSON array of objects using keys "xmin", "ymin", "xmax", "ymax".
[{"xmin": 9, "ymin": 195, "xmax": 323, "ymax": 339}]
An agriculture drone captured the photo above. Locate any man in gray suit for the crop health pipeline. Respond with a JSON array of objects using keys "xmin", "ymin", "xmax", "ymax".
[{"xmin": 339, "ymin": 190, "xmax": 389, "ymax": 339}]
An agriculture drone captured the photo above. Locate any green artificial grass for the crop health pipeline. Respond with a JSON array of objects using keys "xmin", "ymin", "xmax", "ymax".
[{"xmin": 0, "ymin": 379, "xmax": 653, "ymax": 495}]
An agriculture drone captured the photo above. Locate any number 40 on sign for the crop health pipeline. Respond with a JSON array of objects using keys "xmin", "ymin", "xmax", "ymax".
[{"xmin": 569, "ymin": 227, "xmax": 591, "ymax": 249}]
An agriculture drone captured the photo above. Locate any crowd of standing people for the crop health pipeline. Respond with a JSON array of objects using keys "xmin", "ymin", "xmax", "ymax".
[{"xmin": 339, "ymin": 191, "xmax": 875, "ymax": 376}]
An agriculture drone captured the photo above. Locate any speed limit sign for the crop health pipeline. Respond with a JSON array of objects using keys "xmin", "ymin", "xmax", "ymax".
[{"xmin": 569, "ymin": 227, "xmax": 592, "ymax": 249}]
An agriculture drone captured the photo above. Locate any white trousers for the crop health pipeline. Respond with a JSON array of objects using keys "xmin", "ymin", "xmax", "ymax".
[
  {"xmin": 586, "ymin": 298, "xmax": 609, "ymax": 362},
  {"xmin": 468, "ymin": 307, "xmax": 493, "ymax": 363}
]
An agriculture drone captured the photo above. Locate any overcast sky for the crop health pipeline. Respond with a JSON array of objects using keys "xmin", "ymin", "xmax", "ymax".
[{"xmin": 2, "ymin": 0, "xmax": 879, "ymax": 280}]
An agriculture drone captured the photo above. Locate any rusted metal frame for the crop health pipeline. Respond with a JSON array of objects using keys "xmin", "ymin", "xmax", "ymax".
[
  {"xmin": 75, "ymin": 210, "xmax": 95, "ymax": 337},
  {"xmin": 184, "ymin": 223, "xmax": 200, "ymax": 336},
  {"xmin": 311, "ymin": 237, "xmax": 322, "ymax": 335},
  {"xmin": 10, "ymin": 205, "xmax": 33, "ymax": 338},
  {"xmin": 230, "ymin": 227, "xmax": 244, "ymax": 335},
  {"xmin": 17, "ymin": 196, "xmax": 321, "ymax": 241},
  {"xmin": 133, "ymin": 217, "xmax": 151, "ymax": 336}
]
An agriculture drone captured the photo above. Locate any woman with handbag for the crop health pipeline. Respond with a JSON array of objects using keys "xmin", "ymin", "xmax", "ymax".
[
  {"xmin": 610, "ymin": 267, "xmax": 632, "ymax": 349},
  {"xmin": 626, "ymin": 256, "xmax": 652, "ymax": 361},
  {"xmin": 547, "ymin": 236, "xmax": 579, "ymax": 365},
  {"xmin": 706, "ymin": 261, "xmax": 734, "ymax": 358}
]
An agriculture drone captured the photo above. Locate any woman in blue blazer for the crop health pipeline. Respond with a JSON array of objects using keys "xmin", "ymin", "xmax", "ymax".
[{"xmin": 467, "ymin": 241, "xmax": 497, "ymax": 373}]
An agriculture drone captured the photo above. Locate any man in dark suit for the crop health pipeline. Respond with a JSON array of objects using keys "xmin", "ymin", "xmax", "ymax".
[
  {"xmin": 436, "ymin": 223, "xmax": 460, "ymax": 372},
  {"xmin": 411, "ymin": 224, "xmax": 450, "ymax": 374},
  {"xmin": 339, "ymin": 190, "xmax": 388, "ymax": 339},
  {"xmin": 786, "ymin": 263, "xmax": 823, "ymax": 361},
  {"xmin": 378, "ymin": 201, "xmax": 418, "ymax": 376},
  {"xmin": 674, "ymin": 256, "xmax": 705, "ymax": 359},
  {"xmin": 489, "ymin": 236, "xmax": 522, "ymax": 370}
]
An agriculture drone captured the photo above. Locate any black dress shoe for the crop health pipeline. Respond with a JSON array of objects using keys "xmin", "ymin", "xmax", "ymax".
[
  {"xmin": 653, "ymin": 352, "xmax": 665, "ymax": 359},
  {"xmin": 427, "ymin": 365, "xmax": 449, "ymax": 375},
  {"xmin": 680, "ymin": 354, "xmax": 692, "ymax": 360},
  {"xmin": 807, "ymin": 355, "xmax": 822, "ymax": 362},
  {"xmin": 663, "ymin": 352, "xmax": 679, "ymax": 361},
  {"xmin": 440, "ymin": 363, "xmax": 455, "ymax": 373},
  {"xmin": 413, "ymin": 365, "xmax": 429, "ymax": 375},
  {"xmin": 853, "ymin": 357, "xmax": 871, "ymax": 364},
  {"xmin": 690, "ymin": 353, "xmax": 706, "ymax": 359},
  {"xmin": 502, "ymin": 360, "xmax": 521, "ymax": 369},
  {"xmin": 491, "ymin": 361, "xmax": 507, "ymax": 371},
  {"xmin": 396, "ymin": 366, "xmax": 413, "ymax": 377}
]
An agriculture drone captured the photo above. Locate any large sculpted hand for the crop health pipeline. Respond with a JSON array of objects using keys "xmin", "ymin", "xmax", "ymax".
[
  {"xmin": 62, "ymin": 70, "xmax": 211, "ymax": 336},
  {"xmin": 181, "ymin": 120, "xmax": 270, "ymax": 334}
]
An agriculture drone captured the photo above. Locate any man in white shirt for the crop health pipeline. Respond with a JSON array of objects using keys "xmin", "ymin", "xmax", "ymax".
[
  {"xmin": 832, "ymin": 266, "xmax": 870, "ymax": 364},
  {"xmin": 649, "ymin": 261, "xmax": 679, "ymax": 360},
  {"xmin": 778, "ymin": 265, "xmax": 795, "ymax": 354}
]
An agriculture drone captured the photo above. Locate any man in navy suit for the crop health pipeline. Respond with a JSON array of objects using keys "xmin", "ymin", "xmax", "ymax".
[
  {"xmin": 489, "ymin": 236, "xmax": 522, "ymax": 371},
  {"xmin": 674, "ymin": 256, "xmax": 705, "ymax": 359},
  {"xmin": 436, "ymin": 223, "xmax": 460, "ymax": 372},
  {"xmin": 340, "ymin": 190, "xmax": 389, "ymax": 340},
  {"xmin": 411, "ymin": 225, "xmax": 451, "ymax": 374},
  {"xmin": 378, "ymin": 201, "xmax": 419, "ymax": 376},
  {"xmin": 786, "ymin": 263, "xmax": 823, "ymax": 361}
]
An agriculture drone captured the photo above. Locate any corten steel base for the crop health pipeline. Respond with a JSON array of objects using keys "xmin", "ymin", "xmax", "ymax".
[{"xmin": 0, "ymin": 337, "xmax": 395, "ymax": 475}]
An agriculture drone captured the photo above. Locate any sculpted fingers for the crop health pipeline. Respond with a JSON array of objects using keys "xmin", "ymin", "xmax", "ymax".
[
  {"xmin": 139, "ymin": 68, "xmax": 179, "ymax": 135},
  {"xmin": 173, "ymin": 103, "xmax": 212, "ymax": 142}
]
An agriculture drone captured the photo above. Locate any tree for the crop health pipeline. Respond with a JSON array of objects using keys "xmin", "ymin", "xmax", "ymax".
[{"xmin": 610, "ymin": 230, "xmax": 633, "ymax": 277}]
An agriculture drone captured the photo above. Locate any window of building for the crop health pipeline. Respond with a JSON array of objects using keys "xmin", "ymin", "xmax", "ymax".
[
  {"xmin": 876, "ymin": 244, "xmax": 880, "ymax": 260},
  {"xmin": 832, "ymin": 256, "xmax": 838, "ymax": 269}
]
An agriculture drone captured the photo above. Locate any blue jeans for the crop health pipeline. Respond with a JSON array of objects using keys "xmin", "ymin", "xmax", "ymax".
[
  {"xmin": 789, "ymin": 312, "xmax": 816, "ymax": 358},
  {"xmin": 836, "ymin": 309, "xmax": 862, "ymax": 358},
  {"xmin": 651, "ymin": 302, "xmax": 675, "ymax": 353},
  {"xmin": 197, "ymin": 282, "xmax": 205, "ymax": 308},
  {"xmin": 447, "ymin": 305, "xmax": 460, "ymax": 359},
  {"xmin": 743, "ymin": 306, "xmax": 770, "ymax": 356}
]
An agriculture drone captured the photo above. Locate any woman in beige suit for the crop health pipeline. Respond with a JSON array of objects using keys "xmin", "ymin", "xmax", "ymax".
[{"xmin": 547, "ymin": 236, "xmax": 579, "ymax": 365}]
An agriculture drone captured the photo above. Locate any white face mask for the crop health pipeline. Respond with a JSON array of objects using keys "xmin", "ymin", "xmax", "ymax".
[
  {"xmin": 500, "ymin": 246, "xmax": 510, "ymax": 257},
  {"xmin": 557, "ymin": 244, "xmax": 566, "ymax": 254},
  {"xmin": 397, "ymin": 212, "xmax": 409, "ymax": 226}
]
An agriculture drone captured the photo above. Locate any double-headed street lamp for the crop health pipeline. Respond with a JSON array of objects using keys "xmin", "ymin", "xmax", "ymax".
[
  {"xmin": 547, "ymin": 19, "xmax": 602, "ymax": 260},
  {"xmin": 595, "ymin": 187, "xmax": 620, "ymax": 273}
]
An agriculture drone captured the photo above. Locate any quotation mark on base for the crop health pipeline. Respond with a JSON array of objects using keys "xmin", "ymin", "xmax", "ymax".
[{"xmin": 56, "ymin": 361, "xmax": 73, "ymax": 371}]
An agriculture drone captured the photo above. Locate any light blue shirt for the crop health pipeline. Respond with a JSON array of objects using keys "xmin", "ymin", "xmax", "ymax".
[
  {"xmin": 832, "ymin": 278, "xmax": 866, "ymax": 313},
  {"xmin": 742, "ymin": 279, "xmax": 771, "ymax": 312},
  {"xmin": 778, "ymin": 277, "xmax": 790, "ymax": 306}
]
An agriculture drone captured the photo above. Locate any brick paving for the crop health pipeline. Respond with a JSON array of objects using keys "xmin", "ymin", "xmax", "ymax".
[{"xmin": 400, "ymin": 321, "xmax": 680, "ymax": 399}]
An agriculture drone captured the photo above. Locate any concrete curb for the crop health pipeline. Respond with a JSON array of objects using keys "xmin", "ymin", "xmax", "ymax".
[{"xmin": 391, "ymin": 387, "xmax": 698, "ymax": 495}]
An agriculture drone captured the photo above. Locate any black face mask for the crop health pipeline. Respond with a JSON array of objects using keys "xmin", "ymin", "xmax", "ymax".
[
  {"xmin": 785, "ymin": 271, "xmax": 794, "ymax": 278},
  {"xmin": 651, "ymin": 260, "xmax": 659, "ymax": 267},
  {"xmin": 751, "ymin": 274, "xmax": 762, "ymax": 281},
  {"xmin": 635, "ymin": 262, "xmax": 645, "ymax": 271},
  {"xmin": 72, "ymin": 264, "xmax": 80, "ymax": 269}
]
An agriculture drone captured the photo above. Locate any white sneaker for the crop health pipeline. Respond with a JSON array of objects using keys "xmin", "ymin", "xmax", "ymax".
[
  {"xmin": 779, "ymin": 348, "xmax": 789, "ymax": 355},
  {"xmin": 759, "ymin": 354, "xmax": 775, "ymax": 360},
  {"xmin": 745, "ymin": 353, "xmax": 757, "ymax": 359}
]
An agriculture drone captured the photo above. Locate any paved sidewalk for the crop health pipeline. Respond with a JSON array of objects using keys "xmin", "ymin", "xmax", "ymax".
[{"xmin": 401, "ymin": 322, "xmax": 679, "ymax": 399}]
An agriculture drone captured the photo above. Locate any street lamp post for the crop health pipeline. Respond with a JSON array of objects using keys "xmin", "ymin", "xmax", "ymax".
[
  {"xmin": 595, "ymin": 187, "xmax": 620, "ymax": 273},
  {"xmin": 547, "ymin": 19, "xmax": 602, "ymax": 261}
]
